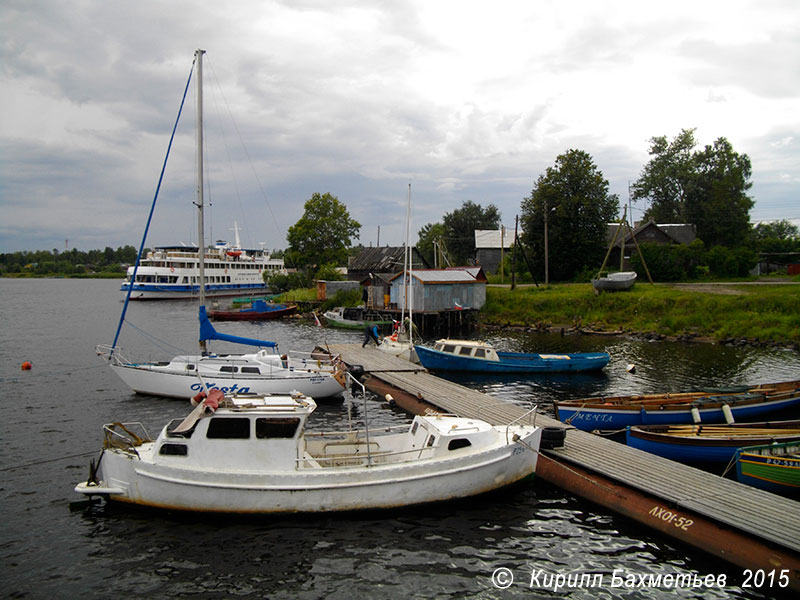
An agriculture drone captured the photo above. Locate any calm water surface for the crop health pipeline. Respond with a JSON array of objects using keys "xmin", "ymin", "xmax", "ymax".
[{"xmin": 2, "ymin": 278, "xmax": 799, "ymax": 599}]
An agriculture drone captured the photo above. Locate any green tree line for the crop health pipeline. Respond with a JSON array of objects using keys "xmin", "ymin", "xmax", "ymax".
[{"xmin": 1, "ymin": 246, "xmax": 139, "ymax": 275}]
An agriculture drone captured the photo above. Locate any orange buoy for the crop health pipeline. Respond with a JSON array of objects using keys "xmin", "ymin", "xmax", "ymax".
[{"xmin": 21, "ymin": 361, "xmax": 33, "ymax": 371}]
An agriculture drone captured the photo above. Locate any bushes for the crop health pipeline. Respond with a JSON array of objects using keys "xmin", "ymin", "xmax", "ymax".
[{"xmin": 629, "ymin": 240, "xmax": 756, "ymax": 281}]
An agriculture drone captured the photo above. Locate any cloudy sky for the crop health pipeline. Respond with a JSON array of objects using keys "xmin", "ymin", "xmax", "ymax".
[{"xmin": 2, "ymin": 0, "xmax": 798, "ymax": 254}]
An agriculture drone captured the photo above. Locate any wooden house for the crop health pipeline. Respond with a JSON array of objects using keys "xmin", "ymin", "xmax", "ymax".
[{"xmin": 606, "ymin": 220, "xmax": 697, "ymax": 268}]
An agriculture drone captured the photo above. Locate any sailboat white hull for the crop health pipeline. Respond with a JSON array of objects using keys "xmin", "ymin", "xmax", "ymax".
[
  {"xmin": 110, "ymin": 364, "xmax": 343, "ymax": 399},
  {"xmin": 109, "ymin": 348, "xmax": 346, "ymax": 399},
  {"xmin": 377, "ymin": 338, "xmax": 419, "ymax": 363}
]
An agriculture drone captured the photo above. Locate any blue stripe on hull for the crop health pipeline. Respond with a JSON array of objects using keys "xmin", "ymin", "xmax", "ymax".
[
  {"xmin": 558, "ymin": 396, "xmax": 800, "ymax": 431},
  {"xmin": 625, "ymin": 431, "xmax": 742, "ymax": 463},
  {"xmin": 121, "ymin": 283, "xmax": 270, "ymax": 299}
]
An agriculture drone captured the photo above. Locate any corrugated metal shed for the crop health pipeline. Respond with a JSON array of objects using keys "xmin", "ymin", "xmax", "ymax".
[{"xmin": 388, "ymin": 269, "xmax": 486, "ymax": 311}]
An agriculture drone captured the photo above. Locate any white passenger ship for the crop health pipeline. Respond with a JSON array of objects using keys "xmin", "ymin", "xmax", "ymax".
[{"xmin": 121, "ymin": 225, "xmax": 285, "ymax": 300}]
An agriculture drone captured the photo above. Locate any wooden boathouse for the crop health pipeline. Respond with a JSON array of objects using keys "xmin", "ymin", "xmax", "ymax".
[{"xmin": 325, "ymin": 344, "xmax": 800, "ymax": 592}]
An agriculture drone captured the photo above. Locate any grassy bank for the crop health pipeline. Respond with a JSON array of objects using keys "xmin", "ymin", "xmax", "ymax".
[{"xmin": 481, "ymin": 283, "xmax": 800, "ymax": 344}]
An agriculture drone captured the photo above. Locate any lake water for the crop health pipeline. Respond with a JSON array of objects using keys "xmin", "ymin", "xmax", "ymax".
[{"xmin": 2, "ymin": 278, "xmax": 799, "ymax": 599}]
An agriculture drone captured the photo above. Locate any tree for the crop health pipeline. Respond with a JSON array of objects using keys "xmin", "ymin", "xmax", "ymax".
[
  {"xmin": 520, "ymin": 149, "xmax": 619, "ymax": 281},
  {"xmin": 632, "ymin": 129, "xmax": 753, "ymax": 247},
  {"xmin": 752, "ymin": 219, "xmax": 800, "ymax": 262},
  {"xmin": 441, "ymin": 201, "xmax": 501, "ymax": 265},
  {"xmin": 753, "ymin": 220, "xmax": 799, "ymax": 242},
  {"xmin": 416, "ymin": 222, "xmax": 447, "ymax": 266},
  {"xmin": 285, "ymin": 192, "xmax": 361, "ymax": 272},
  {"xmin": 689, "ymin": 138, "xmax": 753, "ymax": 247},
  {"xmin": 631, "ymin": 129, "xmax": 696, "ymax": 223}
]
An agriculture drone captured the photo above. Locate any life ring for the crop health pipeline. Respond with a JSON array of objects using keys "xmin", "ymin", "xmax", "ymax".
[{"xmin": 170, "ymin": 267, "xmax": 175, "ymax": 273}]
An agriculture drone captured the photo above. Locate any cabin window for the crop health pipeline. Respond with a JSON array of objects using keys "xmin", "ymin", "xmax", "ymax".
[
  {"xmin": 255, "ymin": 418, "xmax": 301, "ymax": 439},
  {"xmin": 159, "ymin": 443, "xmax": 188, "ymax": 456},
  {"xmin": 219, "ymin": 366, "xmax": 238, "ymax": 373},
  {"xmin": 185, "ymin": 364, "xmax": 196, "ymax": 371},
  {"xmin": 426, "ymin": 435, "xmax": 436, "ymax": 447},
  {"xmin": 411, "ymin": 422, "xmax": 419, "ymax": 435},
  {"xmin": 448, "ymin": 438, "xmax": 472, "ymax": 451},
  {"xmin": 166, "ymin": 418, "xmax": 197, "ymax": 438},
  {"xmin": 241, "ymin": 366, "xmax": 261, "ymax": 374},
  {"xmin": 474, "ymin": 349, "xmax": 486, "ymax": 358},
  {"xmin": 206, "ymin": 417, "xmax": 250, "ymax": 439},
  {"xmin": 458, "ymin": 347, "xmax": 472, "ymax": 356},
  {"xmin": 443, "ymin": 344, "xmax": 456, "ymax": 353}
]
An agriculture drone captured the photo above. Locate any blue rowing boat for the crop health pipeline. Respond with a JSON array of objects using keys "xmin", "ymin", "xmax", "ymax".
[
  {"xmin": 555, "ymin": 380, "xmax": 800, "ymax": 431},
  {"xmin": 414, "ymin": 339, "xmax": 610, "ymax": 374},
  {"xmin": 626, "ymin": 420, "xmax": 800, "ymax": 463}
]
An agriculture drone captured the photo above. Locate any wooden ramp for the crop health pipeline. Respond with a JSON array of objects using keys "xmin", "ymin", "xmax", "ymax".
[{"xmin": 328, "ymin": 343, "xmax": 800, "ymax": 582}]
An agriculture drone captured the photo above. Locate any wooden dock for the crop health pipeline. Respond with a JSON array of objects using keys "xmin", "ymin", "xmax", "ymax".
[{"xmin": 327, "ymin": 344, "xmax": 800, "ymax": 590}]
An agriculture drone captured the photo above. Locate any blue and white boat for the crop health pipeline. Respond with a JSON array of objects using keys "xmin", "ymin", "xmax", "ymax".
[
  {"xmin": 120, "ymin": 224, "xmax": 285, "ymax": 301},
  {"xmin": 414, "ymin": 339, "xmax": 610, "ymax": 374},
  {"xmin": 555, "ymin": 380, "xmax": 800, "ymax": 431}
]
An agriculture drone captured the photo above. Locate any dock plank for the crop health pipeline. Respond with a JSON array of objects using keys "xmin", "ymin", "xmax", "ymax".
[{"xmin": 328, "ymin": 343, "xmax": 800, "ymax": 555}]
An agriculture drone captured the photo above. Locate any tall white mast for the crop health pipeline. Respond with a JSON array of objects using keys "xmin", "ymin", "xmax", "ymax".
[
  {"xmin": 195, "ymin": 49, "xmax": 207, "ymax": 353},
  {"xmin": 406, "ymin": 182, "xmax": 413, "ymax": 339}
]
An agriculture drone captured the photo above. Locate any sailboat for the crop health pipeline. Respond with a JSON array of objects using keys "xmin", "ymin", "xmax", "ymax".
[
  {"xmin": 377, "ymin": 183, "xmax": 419, "ymax": 363},
  {"xmin": 97, "ymin": 49, "xmax": 346, "ymax": 400}
]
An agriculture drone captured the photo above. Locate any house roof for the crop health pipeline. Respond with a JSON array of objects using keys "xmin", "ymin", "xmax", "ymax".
[
  {"xmin": 348, "ymin": 246, "xmax": 429, "ymax": 273},
  {"xmin": 605, "ymin": 220, "xmax": 696, "ymax": 246}
]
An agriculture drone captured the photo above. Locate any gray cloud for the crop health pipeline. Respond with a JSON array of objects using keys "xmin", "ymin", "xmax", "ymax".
[{"xmin": 1, "ymin": 0, "xmax": 798, "ymax": 253}]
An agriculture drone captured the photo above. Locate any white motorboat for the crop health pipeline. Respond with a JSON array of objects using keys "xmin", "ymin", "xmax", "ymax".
[
  {"xmin": 100, "ymin": 50, "xmax": 345, "ymax": 400},
  {"xmin": 75, "ymin": 390, "xmax": 542, "ymax": 513}
]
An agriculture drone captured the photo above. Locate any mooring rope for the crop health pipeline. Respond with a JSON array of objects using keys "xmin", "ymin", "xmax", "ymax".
[{"xmin": 1, "ymin": 450, "xmax": 98, "ymax": 472}]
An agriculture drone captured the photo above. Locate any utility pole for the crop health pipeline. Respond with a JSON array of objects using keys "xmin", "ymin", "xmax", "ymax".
[
  {"xmin": 500, "ymin": 225, "xmax": 505, "ymax": 283},
  {"xmin": 511, "ymin": 216, "xmax": 518, "ymax": 290},
  {"xmin": 544, "ymin": 198, "xmax": 549, "ymax": 285}
]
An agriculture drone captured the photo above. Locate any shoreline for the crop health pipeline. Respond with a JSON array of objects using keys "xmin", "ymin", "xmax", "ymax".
[
  {"xmin": 480, "ymin": 281, "xmax": 800, "ymax": 350},
  {"xmin": 479, "ymin": 320, "xmax": 800, "ymax": 351}
]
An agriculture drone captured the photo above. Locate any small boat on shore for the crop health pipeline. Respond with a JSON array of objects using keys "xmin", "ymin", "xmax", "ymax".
[
  {"xmin": 592, "ymin": 271, "xmax": 637, "ymax": 292},
  {"xmin": 414, "ymin": 339, "xmax": 610, "ymax": 374},
  {"xmin": 555, "ymin": 380, "xmax": 800, "ymax": 431},
  {"xmin": 735, "ymin": 441, "xmax": 800, "ymax": 497},
  {"xmin": 75, "ymin": 390, "xmax": 542, "ymax": 513},
  {"xmin": 209, "ymin": 299, "xmax": 297, "ymax": 321},
  {"xmin": 322, "ymin": 307, "xmax": 393, "ymax": 330},
  {"xmin": 626, "ymin": 420, "xmax": 800, "ymax": 463}
]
